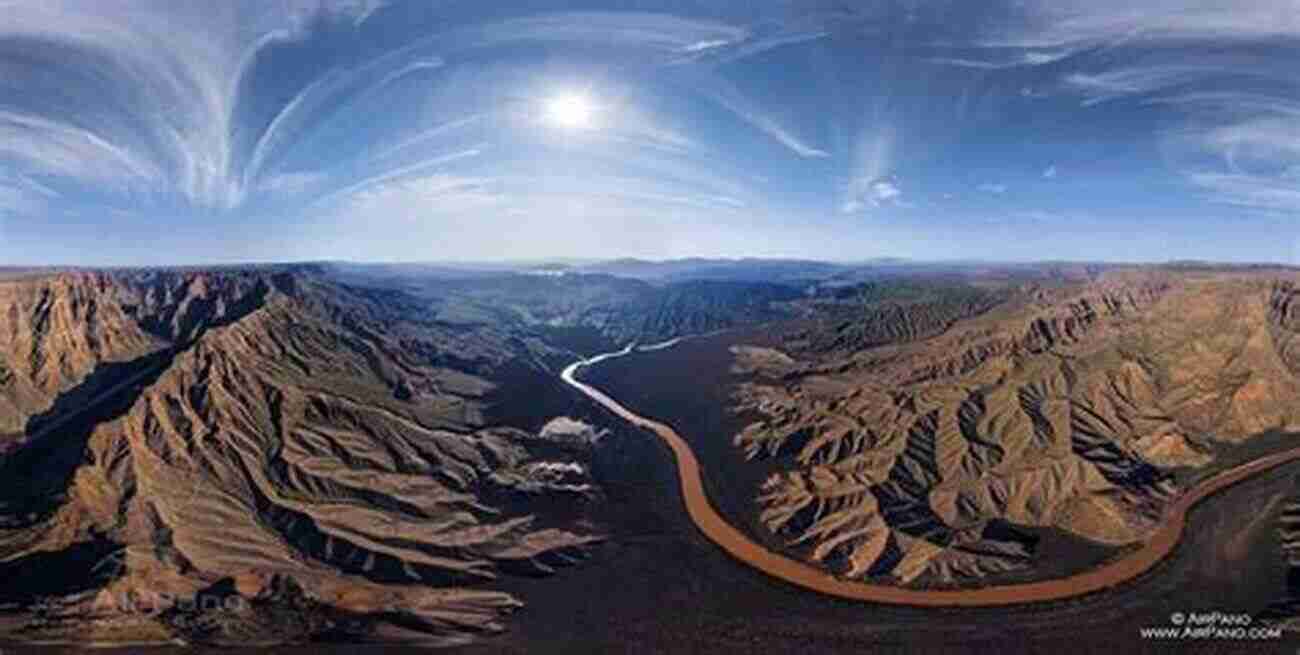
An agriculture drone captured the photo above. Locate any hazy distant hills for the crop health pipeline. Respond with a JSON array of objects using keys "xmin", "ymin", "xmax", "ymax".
[
  {"xmin": 322, "ymin": 256, "xmax": 922, "ymax": 284},
  {"xmin": 558, "ymin": 257, "xmax": 855, "ymax": 282},
  {"xmin": 317, "ymin": 257, "xmax": 856, "ymax": 285},
  {"xmin": 324, "ymin": 263, "xmax": 808, "ymax": 347}
]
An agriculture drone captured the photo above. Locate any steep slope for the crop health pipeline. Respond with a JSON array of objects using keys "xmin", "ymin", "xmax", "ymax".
[
  {"xmin": 0, "ymin": 269, "xmax": 602, "ymax": 646},
  {"xmin": 0, "ymin": 270, "xmax": 235, "ymax": 436},
  {"xmin": 731, "ymin": 270, "xmax": 1300, "ymax": 586}
]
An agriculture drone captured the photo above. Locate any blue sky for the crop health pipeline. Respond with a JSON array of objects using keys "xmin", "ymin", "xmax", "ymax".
[{"xmin": 1, "ymin": 0, "xmax": 1299, "ymax": 265}]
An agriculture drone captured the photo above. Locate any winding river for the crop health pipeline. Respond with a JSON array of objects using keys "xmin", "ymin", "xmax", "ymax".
[{"xmin": 562, "ymin": 344, "xmax": 1300, "ymax": 607}]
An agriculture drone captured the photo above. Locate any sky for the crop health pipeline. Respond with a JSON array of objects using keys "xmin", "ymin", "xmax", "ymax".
[{"xmin": 1, "ymin": 0, "xmax": 1300, "ymax": 265}]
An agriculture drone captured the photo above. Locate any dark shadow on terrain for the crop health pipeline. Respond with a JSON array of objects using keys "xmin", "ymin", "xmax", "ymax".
[
  {"xmin": 0, "ymin": 287, "xmax": 271, "ymax": 528},
  {"xmin": 483, "ymin": 359, "xmax": 582, "ymax": 433},
  {"xmin": 981, "ymin": 519, "xmax": 1040, "ymax": 550},
  {"xmin": 1258, "ymin": 474, "xmax": 1300, "ymax": 623},
  {"xmin": 0, "ymin": 348, "xmax": 178, "ymax": 525},
  {"xmin": 132, "ymin": 275, "xmax": 271, "ymax": 343},
  {"xmin": 534, "ymin": 325, "xmax": 618, "ymax": 362},
  {"xmin": 0, "ymin": 537, "xmax": 121, "ymax": 603}
]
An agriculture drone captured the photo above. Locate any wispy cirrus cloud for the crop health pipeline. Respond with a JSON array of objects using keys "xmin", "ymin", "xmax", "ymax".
[
  {"xmin": 0, "ymin": 0, "xmax": 451, "ymax": 211},
  {"xmin": 0, "ymin": 110, "xmax": 163, "ymax": 190},
  {"xmin": 1188, "ymin": 172, "xmax": 1300, "ymax": 212},
  {"xmin": 999, "ymin": 0, "xmax": 1300, "ymax": 48},
  {"xmin": 0, "ymin": 183, "xmax": 48, "ymax": 217},
  {"xmin": 957, "ymin": 1, "xmax": 1300, "ymax": 216},
  {"xmin": 699, "ymin": 76, "xmax": 829, "ymax": 158},
  {"xmin": 1062, "ymin": 64, "xmax": 1242, "ymax": 106},
  {"xmin": 924, "ymin": 47, "xmax": 1083, "ymax": 70},
  {"xmin": 1169, "ymin": 111, "xmax": 1300, "ymax": 211},
  {"xmin": 452, "ymin": 11, "xmax": 749, "ymax": 60},
  {"xmin": 311, "ymin": 146, "xmax": 486, "ymax": 210},
  {"xmin": 0, "ymin": 0, "xmax": 811, "ymax": 242},
  {"xmin": 13, "ymin": 0, "xmax": 1300, "ymax": 265},
  {"xmin": 1085, "ymin": 63, "xmax": 1300, "ymax": 212},
  {"xmin": 446, "ymin": 8, "xmax": 835, "ymax": 69}
]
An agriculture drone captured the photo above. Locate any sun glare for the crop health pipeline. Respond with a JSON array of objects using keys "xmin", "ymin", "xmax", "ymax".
[{"xmin": 544, "ymin": 93, "xmax": 596, "ymax": 130}]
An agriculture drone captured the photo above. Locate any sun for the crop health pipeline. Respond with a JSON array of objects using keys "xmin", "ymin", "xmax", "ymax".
[{"xmin": 544, "ymin": 93, "xmax": 597, "ymax": 130}]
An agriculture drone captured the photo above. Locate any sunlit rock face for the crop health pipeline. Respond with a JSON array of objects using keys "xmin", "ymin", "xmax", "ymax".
[
  {"xmin": 0, "ymin": 268, "xmax": 603, "ymax": 647},
  {"xmin": 732, "ymin": 271, "xmax": 1300, "ymax": 586}
]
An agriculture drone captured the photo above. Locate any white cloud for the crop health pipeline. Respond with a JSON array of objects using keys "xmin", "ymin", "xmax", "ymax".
[
  {"xmin": 841, "ymin": 125, "xmax": 906, "ymax": 213},
  {"xmin": 1043, "ymin": 165, "xmax": 1058, "ymax": 179},
  {"xmin": 842, "ymin": 176, "xmax": 906, "ymax": 213},
  {"xmin": 313, "ymin": 146, "xmax": 485, "ymax": 209},
  {"xmin": 456, "ymin": 11, "xmax": 749, "ymax": 59},
  {"xmin": 700, "ymin": 76, "xmax": 829, "ymax": 159},
  {"xmin": 344, "ymin": 173, "xmax": 502, "ymax": 215},
  {"xmin": 924, "ymin": 48, "xmax": 1081, "ymax": 70},
  {"xmin": 1063, "ymin": 65, "xmax": 1227, "ymax": 106},
  {"xmin": 978, "ymin": 183, "xmax": 1008, "ymax": 194},
  {"xmin": 258, "ymin": 171, "xmax": 328, "ymax": 195},
  {"xmin": 1015, "ymin": 1, "xmax": 1300, "ymax": 46},
  {"xmin": 873, "ymin": 180, "xmax": 901, "ymax": 201},
  {"xmin": 0, "ymin": 1, "xmax": 460, "ymax": 211},
  {"xmin": 0, "ymin": 110, "xmax": 164, "ymax": 193},
  {"xmin": 682, "ymin": 39, "xmax": 732, "ymax": 53},
  {"xmin": 0, "ymin": 1, "xmax": 293, "ymax": 209},
  {"xmin": 368, "ymin": 115, "xmax": 486, "ymax": 165},
  {"xmin": 695, "ymin": 30, "xmax": 829, "ymax": 66},
  {"xmin": 1153, "ymin": 94, "xmax": 1300, "ymax": 212},
  {"xmin": 963, "ymin": 2, "xmax": 1300, "ymax": 216},
  {"xmin": 1188, "ymin": 172, "xmax": 1300, "ymax": 211},
  {"xmin": 1180, "ymin": 116, "xmax": 1300, "ymax": 211}
]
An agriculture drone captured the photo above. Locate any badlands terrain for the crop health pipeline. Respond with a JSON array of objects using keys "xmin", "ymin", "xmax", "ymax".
[
  {"xmin": 733, "ymin": 268, "xmax": 1300, "ymax": 586},
  {"xmin": 0, "ymin": 261, "xmax": 810, "ymax": 647},
  {"xmin": 2, "ymin": 260, "xmax": 1300, "ymax": 650}
]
